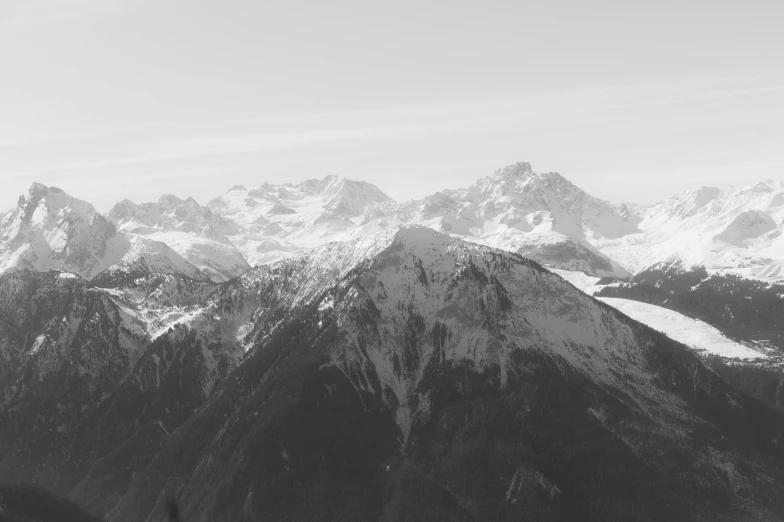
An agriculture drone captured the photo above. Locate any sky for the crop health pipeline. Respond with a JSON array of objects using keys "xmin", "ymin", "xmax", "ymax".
[{"xmin": 1, "ymin": 0, "xmax": 782, "ymax": 212}]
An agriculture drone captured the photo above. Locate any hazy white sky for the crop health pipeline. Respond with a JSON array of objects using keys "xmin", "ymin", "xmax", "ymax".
[{"xmin": 1, "ymin": 0, "xmax": 782, "ymax": 211}]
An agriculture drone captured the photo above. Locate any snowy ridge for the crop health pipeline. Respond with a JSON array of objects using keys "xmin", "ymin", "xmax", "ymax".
[
  {"xmin": 4, "ymin": 164, "xmax": 784, "ymax": 288},
  {"xmin": 597, "ymin": 179, "xmax": 784, "ymax": 279},
  {"xmin": 204, "ymin": 163, "xmax": 633, "ymax": 277},
  {"xmin": 108, "ymin": 194, "xmax": 249, "ymax": 282},
  {"xmin": 96, "ymin": 236, "xmax": 210, "ymax": 283},
  {"xmin": 205, "ymin": 174, "xmax": 393, "ymax": 267}
]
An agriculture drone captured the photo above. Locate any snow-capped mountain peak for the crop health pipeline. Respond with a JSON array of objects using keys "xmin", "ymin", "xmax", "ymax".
[
  {"xmin": 490, "ymin": 161, "xmax": 534, "ymax": 180},
  {"xmin": 0, "ymin": 183, "xmax": 130, "ymax": 279}
]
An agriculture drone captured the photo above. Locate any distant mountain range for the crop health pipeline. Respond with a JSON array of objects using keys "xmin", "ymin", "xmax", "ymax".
[{"xmin": 5, "ymin": 162, "xmax": 784, "ymax": 286}]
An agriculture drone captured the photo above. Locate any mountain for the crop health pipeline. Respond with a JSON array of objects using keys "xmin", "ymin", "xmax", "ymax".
[
  {"xmin": 107, "ymin": 194, "xmax": 250, "ymax": 282},
  {"xmin": 0, "ymin": 184, "xmax": 130, "ymax": 280},
  {"xmin": 205, "ymin": 163, "xmax": 632, "ymax": 277},
  {"xmin": 3, "ymin": 169, "xmax": 784, "ymax": 520},
  {"xmin": 364, "ymin": 162, "xmax": 635, "ymax": 278},
  {"xmin": 0, "ymin": 183, "xmax": 236, "ymax": 288},
  {"xmin": 596, "ymin": 180, "xmax": 784, "ymax": 280},
  {"xmin": 0, "ymin": 260, "xmax": 240, "ymax": 516},
  {"xmin": 88, "ymin": 227, "xmax": 784, "ymax": 521},
  {"xmin": 206, "ymin": 175, "xmax": 394, "ymax": 266},
  {"xmin": 0, "ymin": 269, "xmax": 149, "ymax": 487},
  {"xmin": 93, "ymin": 236, "xmax": 211, "ymax": 285},
  {"xmin": 595, "ymin": 261, "xmax": 784, "ymax": 356}
]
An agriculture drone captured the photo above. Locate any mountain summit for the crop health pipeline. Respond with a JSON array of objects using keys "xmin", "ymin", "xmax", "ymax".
[{"xmin": 0, "ymin": 183, "xmax": 129, "ymax": 279}]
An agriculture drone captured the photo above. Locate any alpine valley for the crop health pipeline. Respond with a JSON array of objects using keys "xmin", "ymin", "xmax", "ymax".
[{"xmin": 2, "ymin": 162, "xmax": 784, "ymax": 521}]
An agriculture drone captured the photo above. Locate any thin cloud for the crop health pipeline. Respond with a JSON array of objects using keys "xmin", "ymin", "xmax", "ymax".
[{"xmin": 4, "ymin": 114, "xmax": 514, "ymax": 178}]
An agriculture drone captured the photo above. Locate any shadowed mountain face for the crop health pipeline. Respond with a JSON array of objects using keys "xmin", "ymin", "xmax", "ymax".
[
  {"xmin": 0, "ymin": 267, "xmax": 240, "ymax": 517},
  {"xmin": 3, "ymin": 225, "xmax": 784, "ymax": 521},
  {"xmin": 97, "ymin": 228, "xmax": 784, "ymax": 522}
]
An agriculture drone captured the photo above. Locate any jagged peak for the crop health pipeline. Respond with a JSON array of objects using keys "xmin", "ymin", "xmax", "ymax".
[
  {"xmin": 18, "ymin": 183, "xmax": 98, "ymax": 217},
  {"xmin": 536, "ymin": 170, "xmax": 572, "ymax": 184},
  {"xmin": 295, "ymin": 174, "xmax": 347, "ymax": 195},
  {"xmin": 227, "ymin": 184, "xmax": 248, "ymax": 193},
  {"xmin": 106, "ymin": 199, "xmax": 141, "ymax": 221},
  {"xmin": 492, "ymin": 162, "xmax": 534, "ymax": 179},
  {"xmin": 158, "ymin": 194, "xmax": 184, "ymax": 207},
  {"xmin": 110, "ymin": 198, "xmax": 139, "ymax": 211},
  {"xmin": 27, "ymin": 181, "xmax": 63, "ymax": 195},
  {"xmin": 657, "ymin": 185, "xmax": 720, "ymax": 212},
  {"xmin": 24, "ymin": 182, "xmax": 65, "ymax": 204}
]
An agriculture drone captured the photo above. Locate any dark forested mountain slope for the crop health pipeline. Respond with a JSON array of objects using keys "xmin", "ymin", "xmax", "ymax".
[
  {"xmin": 105, "ymin": 228, "xmax": 784, "ymax": 522},
  {"xmin": 0, "ymin": 265, "xmax": 239, "ymax": 517},
  {"xmin": 3, "ymin": 228, "xmax": 784, "ymax": 521}
]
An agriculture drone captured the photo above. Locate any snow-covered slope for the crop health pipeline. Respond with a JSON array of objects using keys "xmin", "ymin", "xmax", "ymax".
[
  {"xmin": 0, "ymin": 184, "xmax": 130, "ymax": 279},
  {"xmin": 597, "ymin": 180, "xmax": 784, "ymax": 280},
  {"xmin": 597, "ymin": 297, "xmax": 766, "ymax": 360},
  {"xmin": 550, "ymin": 268, "xmax": 767, "ymax": 361},
  {"xmin": 107, "ymin": 194, "xmax": 250, "ymax": 281}
]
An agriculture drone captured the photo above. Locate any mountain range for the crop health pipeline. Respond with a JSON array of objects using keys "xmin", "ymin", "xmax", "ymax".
[
  {"xmin": 6, "ymin": 162, "xmax": 784, "ymax": 286},
  {"xmin": 2, "ymin": 162, "xmax": 784, "ymax": 521}
]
